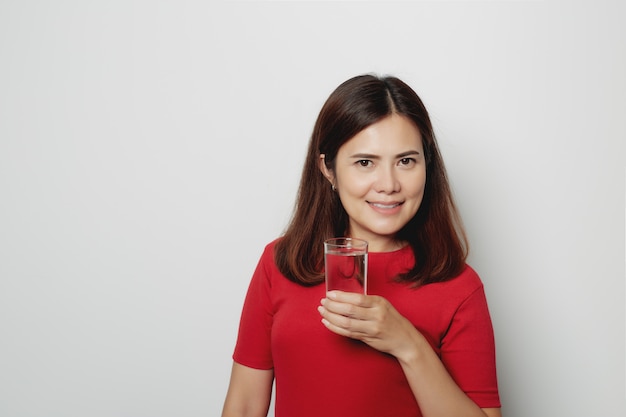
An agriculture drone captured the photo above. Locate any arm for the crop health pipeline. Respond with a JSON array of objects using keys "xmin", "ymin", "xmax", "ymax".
[
  {"xmin": 318, "ymin": 291, "xmax": 501, "ymax": 417},
  {"xmin": 396, "ymin": 330, "xmax": 501, "ymax": 417},
  {"xmin": 221, "ymin": 362, "xmax": 274, "ymax": 417}
]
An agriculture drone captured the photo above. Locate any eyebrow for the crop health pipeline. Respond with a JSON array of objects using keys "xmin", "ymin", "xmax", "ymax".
[{"xmin": 348, "ymin": 150, "xmax": 421, "ymax": 159}]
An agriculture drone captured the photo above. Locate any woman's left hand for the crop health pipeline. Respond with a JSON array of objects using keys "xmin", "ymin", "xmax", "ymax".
[{"xmin": 318, "ymin": 291, "xmax": 422, "ymax": 360}]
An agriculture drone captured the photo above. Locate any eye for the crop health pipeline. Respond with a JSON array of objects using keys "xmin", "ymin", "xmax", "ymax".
[
  {"xmin": 399, "ymin": 157, "xmax": 416, "ymax": 167},
  {"xmin": 356, "ymin": 160, "xmax": 373, "ymax": 167}
]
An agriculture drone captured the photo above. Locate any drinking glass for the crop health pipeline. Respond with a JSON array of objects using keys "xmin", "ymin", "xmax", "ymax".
[{"xmin": 324, "ymin": 237, "xmax": 368, "ymax": 294}]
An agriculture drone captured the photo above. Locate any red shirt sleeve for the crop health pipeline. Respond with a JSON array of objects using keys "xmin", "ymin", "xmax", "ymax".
[
  {"xmin": 440, "ymin": 284, "xmax": 501, "ymax": 408},
  {"xmin": 232, "ymin": 244, "xmax": 275, "ymax": 370}
]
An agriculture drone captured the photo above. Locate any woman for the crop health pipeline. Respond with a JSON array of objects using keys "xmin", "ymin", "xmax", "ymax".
[{"xmin": 222, "ymin": 74, "xmax": 501, "ymax": 417}]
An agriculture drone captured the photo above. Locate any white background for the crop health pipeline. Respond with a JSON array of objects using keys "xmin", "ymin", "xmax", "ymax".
[{"xmin": 1, "ymin": 1, "xmax": 624, "ymax": 416}]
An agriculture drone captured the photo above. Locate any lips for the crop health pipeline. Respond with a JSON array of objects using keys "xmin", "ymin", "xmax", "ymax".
[{"xmin": 368, "ymin": 202, "xmax": 402, "ymax": 209}]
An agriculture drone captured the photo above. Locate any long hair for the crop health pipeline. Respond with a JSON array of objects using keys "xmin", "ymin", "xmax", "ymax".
[{"xmin": 274, "ymin": 74, "xmax": 468, "ymax": 287}]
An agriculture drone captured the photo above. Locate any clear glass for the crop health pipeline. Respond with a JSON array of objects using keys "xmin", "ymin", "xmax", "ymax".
[{"xmin": 324, "ymin": 237, "xmax": 368, "ymax": 294}]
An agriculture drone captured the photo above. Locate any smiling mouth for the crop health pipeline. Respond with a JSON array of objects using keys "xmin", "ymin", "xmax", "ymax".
[{"xmin": 369, "ymin": 202, "xmax": 402, "ymax": 209}]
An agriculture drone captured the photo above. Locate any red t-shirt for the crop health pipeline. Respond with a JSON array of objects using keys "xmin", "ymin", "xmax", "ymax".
[{"xmin": 233, "ymin": 240, "xmax": 500, "ymax": 416}]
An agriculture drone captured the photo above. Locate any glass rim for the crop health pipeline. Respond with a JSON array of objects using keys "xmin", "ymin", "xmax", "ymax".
[{"xmin": 324, "ymin": 237, "xmax": 368, "ymax": 248}]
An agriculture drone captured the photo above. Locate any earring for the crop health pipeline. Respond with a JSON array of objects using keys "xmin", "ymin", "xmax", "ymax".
[{"xmin": 331, "ymin": 184, "xmax": 337, "ymax": 192}]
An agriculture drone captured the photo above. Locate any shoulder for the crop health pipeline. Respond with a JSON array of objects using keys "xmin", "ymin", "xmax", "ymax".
[
  {"xmin": 252, "ymin": 237, "xmax": 285, "ymax": 276},
  {"xmin": 261, "ymin": 237, "xmax": 282, "ymax": 257},
  {"xmin": 422, "ymin": 264, "xmax": 485, "ymax": 304},
  {"xmin": 452, "ymin": 264, "xmax": 484, "ymax": 290}
]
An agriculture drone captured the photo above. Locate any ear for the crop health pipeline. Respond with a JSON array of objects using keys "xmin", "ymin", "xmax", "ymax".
[{"xmin": 318, "ymin": 154, "xmax": 335, "ymax": 185}]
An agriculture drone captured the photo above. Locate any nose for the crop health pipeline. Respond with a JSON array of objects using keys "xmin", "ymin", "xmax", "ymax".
[{"xmin": 374, "ymin": 166, "xmax": 400, "ymax": 194}]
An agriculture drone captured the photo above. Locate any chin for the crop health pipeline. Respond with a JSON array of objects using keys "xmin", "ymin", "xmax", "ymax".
[{"xmin": 369, "ymin": 227, "xmax": 404, "ymax": 239}]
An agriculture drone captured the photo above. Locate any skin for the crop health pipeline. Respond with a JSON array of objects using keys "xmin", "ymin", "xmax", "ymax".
[
  {"xmin": 222, "ymin": 114, "xmax": 502, "ymax": 417},
  {"xmin": 222, "ymin": 363, "xmax": 273, "ymax": 417}
]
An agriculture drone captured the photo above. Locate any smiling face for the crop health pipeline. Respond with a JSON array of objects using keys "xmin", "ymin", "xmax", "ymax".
[{"xmin": 320, "ymin": 114, "xmax": 427, "ymax": 252}]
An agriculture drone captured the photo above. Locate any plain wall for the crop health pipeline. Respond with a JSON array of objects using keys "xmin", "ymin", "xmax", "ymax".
[{"xmin": 1, "ymin": 1, "xmax": 624, "ymax": 416}]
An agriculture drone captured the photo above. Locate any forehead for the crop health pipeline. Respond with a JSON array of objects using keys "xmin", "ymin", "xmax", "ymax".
[{"xmin": 339, "ymin": 114, "xmax": 423, "ymax": 155}]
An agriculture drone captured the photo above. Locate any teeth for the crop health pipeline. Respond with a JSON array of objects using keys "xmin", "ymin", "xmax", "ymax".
[{"xmin": 372, "ymin": 203, "xmax": 399, "ymax": 209}]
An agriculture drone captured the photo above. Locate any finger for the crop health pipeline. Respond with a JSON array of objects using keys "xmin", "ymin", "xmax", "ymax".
[
  {"xmin": 327, "ymin": 291, "xmax": 379, "ymax": 308},
  {"xmin": 318, "ymin": 308, "xmax": 371, "ymax": 339},
  {"xmin": 320, "ymin": 297, "xmax": 365, "ymax": 319},
  {"xmin": 321, "ymin": 317, "xmax": 360, "ymax": 339},
  {"xmin": 326, "ymin": 290, "xmax": 368, "ymax": 305},
  {"xmin": 318, "ymin": 305, "xmax": 375, "ymax": 335}
]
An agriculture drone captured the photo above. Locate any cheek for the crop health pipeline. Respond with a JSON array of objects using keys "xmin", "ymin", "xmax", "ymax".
[
  {"xmin": 406, "ymin": 171, "xmax": 427, "ymax": 195},
  {"xmin": 338, "ymin": 175, "xmax": 371, "ymax": 196}
]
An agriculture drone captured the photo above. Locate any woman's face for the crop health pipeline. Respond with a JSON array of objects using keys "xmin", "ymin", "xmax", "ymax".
[{"xmin": 320, "ymin": 114, "xmax": 427, "ymax": 252}]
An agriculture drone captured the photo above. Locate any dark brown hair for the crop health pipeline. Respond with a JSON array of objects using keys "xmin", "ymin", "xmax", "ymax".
[{"xmin": 275, "ymin": 74, "xmax": 468, "ymax": 287}]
